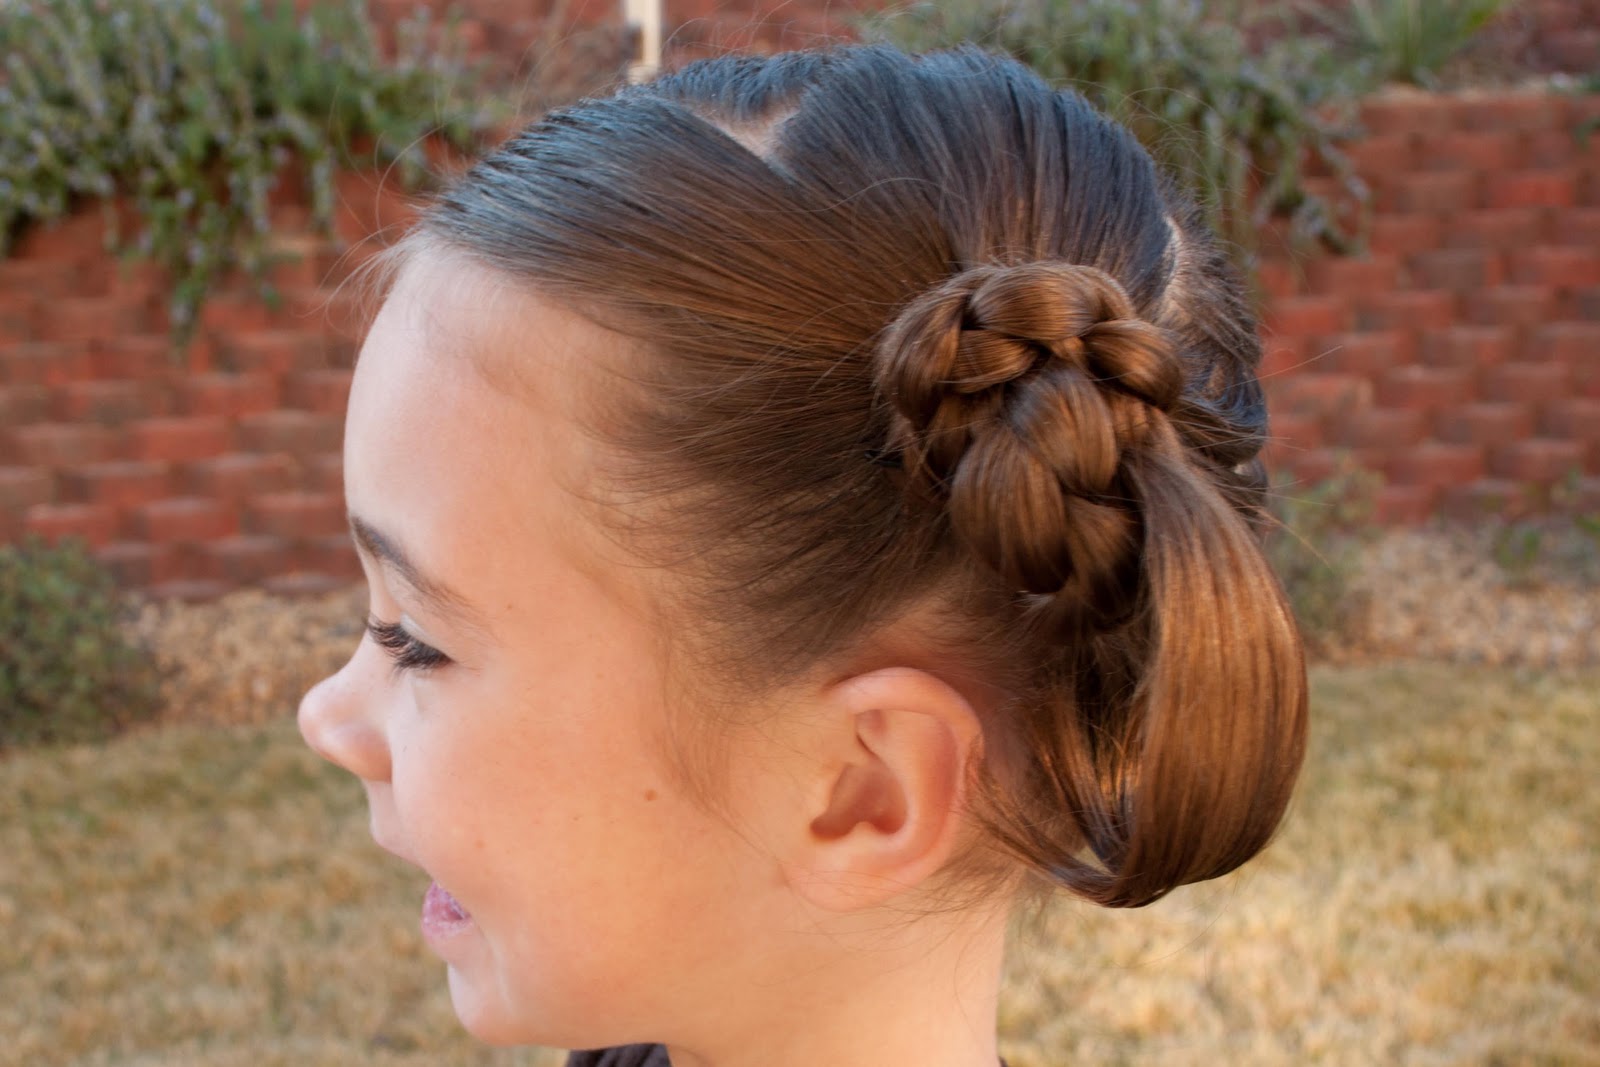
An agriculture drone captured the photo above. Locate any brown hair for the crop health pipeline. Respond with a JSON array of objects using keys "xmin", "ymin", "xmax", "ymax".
[{"xmin": 405, "ymin": 45, "xmax": 1307, "ymax": 908}]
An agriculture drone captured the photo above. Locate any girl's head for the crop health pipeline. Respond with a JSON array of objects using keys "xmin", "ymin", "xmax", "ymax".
[{"xmin": 300, "ymin": 44, "xmax": 1306, "ymax": 1055}]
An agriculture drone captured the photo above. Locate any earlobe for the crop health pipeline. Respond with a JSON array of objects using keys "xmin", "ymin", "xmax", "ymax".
[{"xmin": 790, "ymin": 669, "xmax": 983, "ymax": 912}]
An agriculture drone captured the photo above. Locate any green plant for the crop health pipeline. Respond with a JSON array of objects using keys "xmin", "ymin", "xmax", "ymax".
[
  {"xmin": 1308, "ymin": 0, "xmax": 1508, "ymax": 88},
  {"xmin": 1265, "ymin": 456, "xmax": 1383, "ymax": 655},
  {"xmin": 0, "ymin": 537, "xmax": 164, "ymax": 749},
  {"xmin": 858, "ymin": 0, "xmax": 1371, "ymax": 262},
  {"xmin": 1490, "ymin": 521, "xmax": 1544, "ymax": 588},
  {"xmin": 0, "ymin": 0, "xmax": 503, "ymax": 346}
]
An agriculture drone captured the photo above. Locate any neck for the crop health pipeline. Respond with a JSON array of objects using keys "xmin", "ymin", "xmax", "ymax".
[{"xmin": 665, "ymin": 904, "xmax": 1009, "ymax": 1067}]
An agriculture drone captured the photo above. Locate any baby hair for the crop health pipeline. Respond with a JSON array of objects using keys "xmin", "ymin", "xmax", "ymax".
[{"xmin": 399, "ymin": 44, "xmax": 1307, "ymax": 909}]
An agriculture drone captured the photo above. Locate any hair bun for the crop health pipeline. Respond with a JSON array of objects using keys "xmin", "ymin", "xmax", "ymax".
[{"xmin": 873, "ymin": 261, "xmax": 1184, "ymax": 621}]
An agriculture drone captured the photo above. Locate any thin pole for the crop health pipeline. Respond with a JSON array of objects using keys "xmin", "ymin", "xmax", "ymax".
[{"xmin": 624, "ymin": 0, "xmax": 662, "ymax": 83}]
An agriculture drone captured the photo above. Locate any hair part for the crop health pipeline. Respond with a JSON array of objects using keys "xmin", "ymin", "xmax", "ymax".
[{"xmin": 402, "ymin": 44, "xmax": 1307, "ymax": 908}]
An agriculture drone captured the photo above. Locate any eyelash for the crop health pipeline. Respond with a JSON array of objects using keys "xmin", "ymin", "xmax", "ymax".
[{"xmin": 365, "ymin": 615, "xmax": 451, "ymax": 675}]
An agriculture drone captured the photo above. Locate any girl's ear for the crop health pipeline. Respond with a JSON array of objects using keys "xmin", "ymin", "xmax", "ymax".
[{"xmin": 784, "ymin": 668, "xmax": 984, "ymax": 912}]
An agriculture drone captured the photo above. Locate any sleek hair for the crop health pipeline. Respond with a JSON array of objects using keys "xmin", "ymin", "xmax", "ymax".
[{"xmin": 406, "ymin": 45, "xmax": 1307, "ymax": 908}]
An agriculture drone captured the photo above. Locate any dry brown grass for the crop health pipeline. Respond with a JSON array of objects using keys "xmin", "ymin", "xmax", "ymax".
[{"xmin": 3, "ymin": 663, "xmax": 1596, "ymax": 1066}]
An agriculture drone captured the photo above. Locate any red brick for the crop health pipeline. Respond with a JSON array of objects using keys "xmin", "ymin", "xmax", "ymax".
[
  {"xmin": 22, "ymin": 503, "xmax": 117, "ymax": 547},
  {"xmin": 1275, "ymin": 448, "xmax": 1368, "ymax": 489},
  {"xmin": 1329, "ymin": 406, "xmax": 1427, "ymax": 449},
  {"xmin": 1414, "ymin": 130, "xmax": 1519, "ymax": 173},
  {"xmin": 1540, "ymin": 397, "xmax": 1600, "ymax": 441},
  {"xmin": 88, "ymin": 336, "xmax": 175, "ymax": 380},
  {"xmin": 1386, "ymin": 442, "xmax": 1486, "ymax": 488},
  {"xmin": 1354, "ymin": 290, "xmax": 1456, "ymax": 332},
  {"xmin": 1342, "ymin": 133, "xmax": 1418, "ymax": 176},
  {"xmin": 183, "ymin": 453, "xmax": 296, "ymax": 500},
  {"xmin": 1359, "ymin": 95, "xmax": 1454, "ymax": 137},
  {"xmin": 1456, "ymin": 94, "xmax": 1570, "ymax": 133},
  {"xmin": 1524, "ymin": 129, "xmax": 1581, "ymax": 169},
  {"xmin": 1488, "ymin": 438, "xmax": 1587, "ymax": 482},
  {"xmin": 127, "ymin": 416, "xmax": 233, "ymax": 462},
  {"xmin": 1381, "ymin": 171, "xmax": 1481, "ymax": 214},
  {"xmin": 307, "ymin": 453, "xmax": 345, "ymax": 495},
  {"xmin": 196, "ymin": 292, "xmax": 275, "ymax": 336},
  {"xmin": 1443, "ymin": 209, "xmax": 1545, "ymax": 250},
  {"xmin": 1553, "ymin": 476, "xmax": 1600, "ymax": 513},
  {"xmin": 1487, "ymin": 171, "xmax": 1578, "ymax": 210},
  {"xmin": 304, "ymin": 533, "xmax": 361, "ymax": 579},
  {"xmin": 1268, "ymin": 373, "xmax": 1368, "ymax": 419},
  {"xmin": 34, "ymin": 297, "xmax": 149, "ymax": 344},
  {"xmin": 1410, "ymin": 248, "xmax": 1504, "ymax": 290},
  {"xmin": 51, "ymin": 379, "xmax": 170, "ymax": 424},
  {"xmin": 284, "ymin": 369, "xmax": 355, "ymax": 414},
  {"xmin": 0, "ymin": 259, "xmax": 85, "ymax": 301},
  {"xmin": 198, "ymin": 535, "xmax": 292, "ymax": 585},
  {"xmin": 59, "ymin": 460, "xmax": 173, "ymax": 509},
  {"xmin": 1262, "ymin": 295, "xmax": 1350, "ymax": 340},
  {"xmin": 1, "ymin": 342, "xmax": 93, "ymax": 386},
  {"xmin": 1369, "ymin": 215, "xmax": 1441, "ymax": 256},
  {"xmin": 1510, "ymin": 246, "xmax": 1600, "ymax": 288},
  {"xmin": 1375, "ymin": 365, "xmax": 1477, "ymax": 411},
  {"xmin": 1463, "ymin": 285, "xmax": 1561, "ymax": 329},
  {"xmin": 107, "ymin": 261, "xmax": 170, "ymax": 305},
  {"xmin": 94, "ymin": 541, "xmax": 181, "ymax": 588},
  {"xmin": 178, "ymin": 373, "xmax": 280, "ymax": 417},
  {"xmin": 1304, "ymin": 254, "xmax": 1402, "ymax": 298},
  {"xmin": 1438, "ymin": 478, "xmax": 1541, "ymax": 521},
  {"xmin": 221, "ymin": 330, "xmax": 333, "ymax": 375},
  {"xmin": 136, "ymin": 497, "xmax": 240, "ymax": 542},
  {"xmin": 10, "ymin": 211, "xmax": 109, "ymax": 263},
  {"xmin": 1315, "ymin": 331, "xmax": 1411, "ymax": 377},
  {"xmin": 0, "ymin": 384, "xmax": 51, "ymax": 426},
  {"xmin": 1435, "ymin": 403, "xmax": 1536, "ymax": 447},
  {"xmin": 1481, "ymin": 362, "xmax": 1574, "ymax": 406},
  {"xmin": 0, "ymin": 466, "xmax": 54, "ymax": 510},
  {"xmin": 247, "ymin": 491, "xmax": 347, "ymax": 538},
  {"xmin": 0, "ymin": 423, "xmax": 122, "ymax": 466},
  {"xmin": 236, "ymin": 410, "xmax": 343, "ymax": 456},
  {"xmin": 1529, "ymin": 322, "xmax": 1600, "ymax": 366},
  {"xmin": 1372, "ymin": 483, "xmax": 1436, "ymax": 524},
  {"xmin": 1549, "ymin": 207, "xmax": 1600, "ymax": 248}
]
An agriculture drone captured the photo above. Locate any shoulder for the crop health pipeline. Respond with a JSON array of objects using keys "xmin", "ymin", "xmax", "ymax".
[{"xmin": 565, "ymin": 1045, "xmax": 670, "ymax": 1067}]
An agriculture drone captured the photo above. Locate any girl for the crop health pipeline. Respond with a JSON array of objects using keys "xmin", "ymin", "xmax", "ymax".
[{"xmin": 298, "ymin": 44, "xmax": 1307, "ymax": 1067}]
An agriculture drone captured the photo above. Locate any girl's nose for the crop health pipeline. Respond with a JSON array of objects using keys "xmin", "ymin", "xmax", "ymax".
[{"xmin": 298, "ymin": 661, "xmax": 392, "ymax": 783}]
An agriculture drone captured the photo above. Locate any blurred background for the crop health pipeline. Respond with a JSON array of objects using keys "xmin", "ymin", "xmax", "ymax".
[{"xmin": 1, "ymin": 1, "xmax": 1597, "ymax": 1064}]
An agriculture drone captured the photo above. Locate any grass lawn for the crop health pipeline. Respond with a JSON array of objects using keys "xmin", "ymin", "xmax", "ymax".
[{"xmin": 3, "ymin": 663, "xmax": 1597, "ymax": 1066}]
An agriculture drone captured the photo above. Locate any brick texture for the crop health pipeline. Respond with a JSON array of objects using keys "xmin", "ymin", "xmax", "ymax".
[{"xmin": 2, "ymin": 26, "xmax": 1598, "ymax": 590}]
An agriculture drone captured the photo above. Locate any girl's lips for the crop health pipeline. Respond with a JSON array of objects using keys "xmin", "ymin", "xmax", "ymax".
[{"xmin": 421, "ymin": 880, "xmax": 475, "ymax": 946}]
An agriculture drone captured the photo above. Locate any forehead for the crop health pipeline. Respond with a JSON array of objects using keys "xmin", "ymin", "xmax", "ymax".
[{"xmin": 343, "ymin": 254, "xmax": 614, "ymax": 619}]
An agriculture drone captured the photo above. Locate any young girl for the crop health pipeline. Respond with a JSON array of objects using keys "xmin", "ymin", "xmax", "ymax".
[{"xmin": 298, "ymin": 44, "xmax": 1307, "ymax": 1067}]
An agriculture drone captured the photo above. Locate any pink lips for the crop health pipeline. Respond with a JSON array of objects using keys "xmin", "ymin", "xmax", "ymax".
[{"xmin": 421, "ymin": 880, "xmax": 474, "ymax": 946}]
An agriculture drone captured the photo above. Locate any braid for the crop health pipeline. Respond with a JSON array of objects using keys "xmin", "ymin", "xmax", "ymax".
[{"xmin": 874, "ymin": 262, "xmax": 1185, "ymax": 628}]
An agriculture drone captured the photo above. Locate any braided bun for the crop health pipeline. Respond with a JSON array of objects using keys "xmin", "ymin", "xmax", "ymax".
[{"xmin": 874, "ymin": 262, "xmax": 1182, "ymax": 627}]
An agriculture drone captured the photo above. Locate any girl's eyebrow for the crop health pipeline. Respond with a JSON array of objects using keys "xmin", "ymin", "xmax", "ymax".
[{"xmin": 348, "ymin": 512, "xmax": 487, "ymax": 631}]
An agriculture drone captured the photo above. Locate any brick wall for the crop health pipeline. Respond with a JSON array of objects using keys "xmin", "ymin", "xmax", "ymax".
[
  {"xmin": 1, "ymin": 43, "xmax": 1598, "ymax": 596},
  {"xmin": 1258, "ymin": 91, "xmax": 1600, "ymax": 525}
]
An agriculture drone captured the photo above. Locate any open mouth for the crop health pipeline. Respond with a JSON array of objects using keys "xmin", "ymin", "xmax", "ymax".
[{"xmin": 421, "ymin": 880, "xmax": 475, "ymax": 945}]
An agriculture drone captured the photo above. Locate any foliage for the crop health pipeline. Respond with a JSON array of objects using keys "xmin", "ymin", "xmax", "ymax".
[
  {"xmin": 0, "ymin": 537, "xmax": 163, "ymax": 749},
  {"xmin": 1305, "ymin": 0, "xmax": 1509, "ymax": 89},
  {"xmin": 0, "ymin": 0, "xmax": 503, "ymax": 345},
  {"xmin": 858, "ymin": 0, "xmax": 1372, "ymax": 261},
  {"xmin": 1265, "ymin": 456, "xmax": 1383, "ymax": 655}
]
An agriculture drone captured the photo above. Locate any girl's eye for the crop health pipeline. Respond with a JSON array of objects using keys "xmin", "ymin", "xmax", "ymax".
[{"xmin": 365, "ymin": 615, "xmax": 451, "ymax": 675}]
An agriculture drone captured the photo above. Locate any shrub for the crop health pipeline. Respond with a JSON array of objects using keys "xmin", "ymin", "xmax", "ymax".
[
  {"xmin": 0, "ymin": 0, "xmax": 503, "ymax": 345},
  {"xmin": 858, "ymin": 0, "xmax": 1371, "ymax": 261},
  {"xmin": 1308, "ymin": 0, "xmax": 1509, "ymax": 89},
  {"xmin": 0, "ymin": 537, "xmax": 163, "ymax": 748}
]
